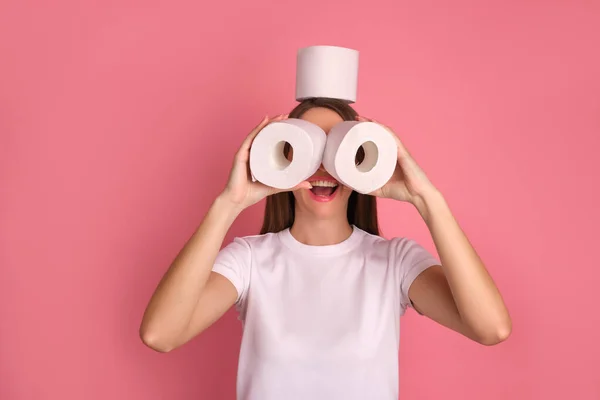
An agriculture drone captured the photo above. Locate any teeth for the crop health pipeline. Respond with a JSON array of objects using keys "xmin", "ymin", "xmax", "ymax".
[{"xmin": 311, "ymin": 180, "xmax": 338, "ymax": 188}]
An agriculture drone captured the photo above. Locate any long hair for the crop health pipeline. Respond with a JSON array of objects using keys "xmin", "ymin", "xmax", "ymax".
[{"xmin": 259, "ymin": 98, "xmax": 380, "ymax": 236}]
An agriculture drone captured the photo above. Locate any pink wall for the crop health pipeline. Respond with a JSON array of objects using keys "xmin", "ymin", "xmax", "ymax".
[{"xmin": 1, "ymin": 1, "xmax": 599, "ymax": 399}]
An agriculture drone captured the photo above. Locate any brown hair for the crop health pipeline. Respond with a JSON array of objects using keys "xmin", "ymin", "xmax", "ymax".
[{"xmin": 259, "ymin": 98, "xmax": 380, "ymax": 236}]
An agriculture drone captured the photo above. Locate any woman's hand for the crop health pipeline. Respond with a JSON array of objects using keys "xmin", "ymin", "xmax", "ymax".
[
  {"xmin": 356, "ymin": 115, "xmax": 439, "ymax": 207},
  {"xmin": 220, "ymin": 114, "xmax": 312, "ymax": 211}
]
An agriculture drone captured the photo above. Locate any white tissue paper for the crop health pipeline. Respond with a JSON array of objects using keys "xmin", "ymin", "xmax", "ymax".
[
  {"xmin": 296, "ymin": 45, "xmax": 359, "ymax": 103},
  {"xmin": 322, "ymin": 121, "xmax": 398, "ymax": 194},
  {"xmin": 249, "ymin": 118, "xmax": 327, "ymax": 190}
]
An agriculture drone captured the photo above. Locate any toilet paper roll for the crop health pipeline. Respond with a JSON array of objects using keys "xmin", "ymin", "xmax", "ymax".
[
  {"xmin": 249, "ymin": 118, "xmax": 327, "ymax": 190},
  {"xmin": 322, "ymin": 121, "xmax": 397, "ymax": 194},
  {"xmin": 296, "ymin": 45, "xmax": 359, "ymax": 103}
]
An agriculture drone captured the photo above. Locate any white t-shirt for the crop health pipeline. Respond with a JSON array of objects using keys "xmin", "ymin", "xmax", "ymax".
[{"xmin": 212, "ymin": 225, "xmax": 439, "ymax": 400}]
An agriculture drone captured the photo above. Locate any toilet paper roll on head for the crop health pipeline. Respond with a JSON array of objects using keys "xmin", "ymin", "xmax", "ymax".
[
  {"xmin": 296, "ymin": 45, "xmax": 359, "ymax": 103},
  {"xmin": 249, "ymin": 118, "xmax": 397, "ymax": 194}
]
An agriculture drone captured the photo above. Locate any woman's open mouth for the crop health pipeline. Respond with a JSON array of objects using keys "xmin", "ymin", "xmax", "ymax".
[{"xmin": 308, "ymin": 180, "xmax": 339, "ymax": 202}]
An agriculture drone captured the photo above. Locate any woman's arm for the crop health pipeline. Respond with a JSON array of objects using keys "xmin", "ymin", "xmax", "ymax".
[
  {"xmin": 356, "ymin": 115, "xmax": 511, "ymax": 345},
  {"xmin": 139, "ymin": 114, "xmax": 310, "ymax": 352},
  {"xmin": 139, "ymin": 195, "xmax": 242, "ymax": 353},
  {"xmin": 409, "ymin": 190, "xmax": 512, "ymax": 345}
]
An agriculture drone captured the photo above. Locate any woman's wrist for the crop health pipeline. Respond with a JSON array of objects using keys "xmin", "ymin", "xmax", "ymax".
[
  {"xmin": 412, "ymin": 188, "xmax": 446, "ymax": 223},
  {"xmin": 213, "ymin": 192, "xmax": 245, "ymax": 224}
]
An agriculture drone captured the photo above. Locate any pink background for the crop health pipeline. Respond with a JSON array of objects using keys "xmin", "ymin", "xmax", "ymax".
[{"xmin": 1, "ymin": 1, "xmax": 599, "ymax": 399}]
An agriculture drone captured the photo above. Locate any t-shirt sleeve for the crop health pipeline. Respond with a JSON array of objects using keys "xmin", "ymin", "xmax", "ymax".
[
  {"xmin": 393, "ymin": 237, "xmax": 440, "ymax": 314},
  {"xmin": 211, "ymin": 237, "xmax": 252, "ymax": 306}
]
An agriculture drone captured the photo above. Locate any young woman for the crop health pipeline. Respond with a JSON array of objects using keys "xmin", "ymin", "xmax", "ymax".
[{"xmin": 140, "ymin": 98, "xmax": 511, "ymax": 399}]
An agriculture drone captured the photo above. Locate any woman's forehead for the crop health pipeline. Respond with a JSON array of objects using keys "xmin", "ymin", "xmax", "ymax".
[{"xmin": 300, "ymin": 107, "xmax": 343, "ymax": 133}]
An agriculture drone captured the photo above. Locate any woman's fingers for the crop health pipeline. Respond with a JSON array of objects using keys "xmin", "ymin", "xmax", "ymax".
[
  {"xmin": 270, "ymin": 181, "xmax": 312, "ymax": 195},
  {"xmin": 235, "ymin": 114, "xmax": 288, "ymax": 162},
  {"xmin": 237, "ymin": 115, "xmax": 269, "ymax": 155},
  {"xmin": 246, "ymin": 114, "xmax": 286, "ymax": 144},
  {"xmin": 357, "ymin": 115, "xmax": 394, "ymax": 134},
  {"xmin": 252, "ymin": 180, "xmax": 312, "ymax": 199},
  {"xmin": 288, "ymin": 181, "xmax": 313, "ymax": 191},
  {"xmin": 357, "ymin": 115, "xmax": 413, "ymax": 159}
]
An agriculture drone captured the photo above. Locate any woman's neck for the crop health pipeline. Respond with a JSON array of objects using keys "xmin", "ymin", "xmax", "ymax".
[{"xmin": 289, "ymin": 212, "xmax": 353, "ymax": 246}]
